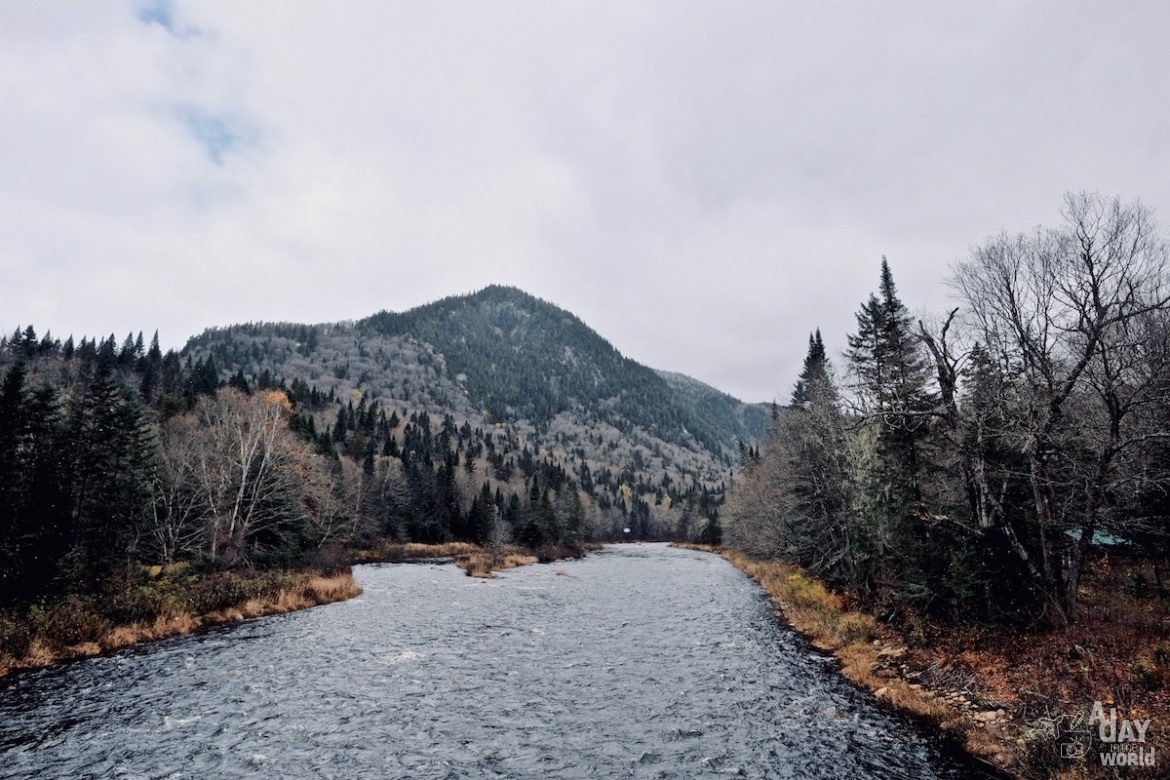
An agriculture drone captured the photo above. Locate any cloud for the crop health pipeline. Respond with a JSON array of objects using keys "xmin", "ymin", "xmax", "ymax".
[{"xmin": 1, "ymin": 1, "xmax": 1169, "ymax": 401}]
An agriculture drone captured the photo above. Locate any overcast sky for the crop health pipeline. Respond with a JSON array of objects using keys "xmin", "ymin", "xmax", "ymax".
[{"xmin": 2, "ymin": 1, "xmax": 1169, "ymax": 402}]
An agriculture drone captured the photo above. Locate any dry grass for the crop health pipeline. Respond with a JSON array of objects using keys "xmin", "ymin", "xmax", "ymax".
[
  {"xmin": 351, "ymin": 541, "xmax": 480, "ymax": 564},
  {"xmin": 202, "ymin": 572, "xmax": 361, "ymax": 621},
  {"xmin": 0, "ymin": 570, "xmax": 361, "ymax": 678},
  {"xmin": 455, "ymin": 548, "xmax": 540, "ymax": 578},
  {"xmin": 673, "ymin": 542, "xmax": 720, "ymax": 553},
  {"xmin": 679, "ymin": 544, "xmax": 1170, "ymax": 778},
  {"xmin": 356, "ymin": 540, "xmax": 588, "ymax": 578}
]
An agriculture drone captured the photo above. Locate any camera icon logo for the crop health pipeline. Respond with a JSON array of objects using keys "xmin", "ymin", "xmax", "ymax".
[{"xmin": 1060, "ymin": 739, "xmax": 1086, "ymax": 760}]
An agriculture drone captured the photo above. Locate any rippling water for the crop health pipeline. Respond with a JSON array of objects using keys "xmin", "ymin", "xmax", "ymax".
[{"xmin": 0, "ymin": 544, "xmax": 997, "ymax": 779}]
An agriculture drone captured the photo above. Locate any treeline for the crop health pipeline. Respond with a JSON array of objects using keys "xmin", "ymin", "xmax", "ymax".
[
  {"xmin": 723, "ymin": 193, "xmax": 1170, "ymax": 625},
  {"xmin": 312, "ymin": 394, "xmax": 723, "ymax": 546},
  {"xmin": 0, "ymin": 329, "xmax": 337, "ymax": 608},
  {"xmin": 186, "ymin": 309, "xmax": 743, "ymax": 508},
  {"xmin": 0, "ymin": 325, "xmax": 719, "ymax": 613}
]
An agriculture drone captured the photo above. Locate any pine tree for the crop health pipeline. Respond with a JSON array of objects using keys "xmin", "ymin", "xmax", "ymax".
[
  {"xmin": 228, "ymin": 368, "xmax": 251, "ymax": 394},
  {"xmin": 469, "ymin": 481, "xmax": 495, "ymax": 544},
  {"xmin": 0, "ymin": 364, "xmax": 28, "ymax": 603},
  {"xmin": 791, "ymin": 329, "xmax": 827, "ymax": 407},
  {"xmin": 362, "ymin": 436, "xmax": 377, "ymax": 475},
  {"xmin": 64, "ymin": 365, "xmax": 156, "ymax": 588},
  {"xmin": 845, "ymin": 258, "xmax": 940, "ymax": 604},
  {"xmin": 119, "ymin": 332, "xmax": 138, "ymax": 365},
  {"xmin": 20, "ymin": 326, "xmax": 37, "ymax": 358},
  {"xmin": 19, "ymin": 383, "xmax": 71, "ymax": 600}
]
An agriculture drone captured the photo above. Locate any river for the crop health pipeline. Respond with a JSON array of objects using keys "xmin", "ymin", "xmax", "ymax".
[{"xmin": 0, "ymin": 544, "xmax": 998, "ymax": 779}]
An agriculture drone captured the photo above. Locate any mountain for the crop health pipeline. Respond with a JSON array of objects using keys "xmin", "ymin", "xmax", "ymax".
[
  {"xmin": 182, "ymin": 286, "xmax": 767, "ymax": 535},
  {"xmin": 655, "ymin": 370, "xmax": 772, "ymax": 451}
]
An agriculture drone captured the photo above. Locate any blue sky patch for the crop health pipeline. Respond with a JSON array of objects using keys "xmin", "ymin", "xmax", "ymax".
[
  {"xmin": 137, "ymin": 0, "xmax": 175, "ymax": 32},
  {"xmin": 174, "ymin": 106, "xmax": 252, "ymax": 164}
]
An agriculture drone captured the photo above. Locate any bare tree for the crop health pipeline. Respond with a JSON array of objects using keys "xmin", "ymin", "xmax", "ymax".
[
  {"xmin": 486, "ymin": 503, "xmax": 512, "ymax": 550},
  {"xmin": 951, "ymin": 192, "xmax": 1170, "ymax": 621},
  {"xmin": 187, "ymin": 388, "xmax": 305, "ymax": 566},
  {"xmin": 148, "ymin": 414, "xmax": 206, "ymax": 565},
  {"xmin": 300, "ymin": 449, "xmax": 354, "ymax": 550},
  {"xmin": 722, "ymin": 424, "xmax": 791, "ymax": 558}
]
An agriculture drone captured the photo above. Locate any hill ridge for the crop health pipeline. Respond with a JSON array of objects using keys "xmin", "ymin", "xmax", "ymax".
[{"xmin": 182, "ymin": 286, "xmax": 769, "ymax": 537}]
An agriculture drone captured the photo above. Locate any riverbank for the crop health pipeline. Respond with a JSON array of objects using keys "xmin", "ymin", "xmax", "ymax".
[
  {"xmin": 0, "ymin": 568, "xmax": 361, "ymax": 679},
  {"xmin": 0, "ymin": 541, "xmax": 597, "ymax": 678},
  {"xmin": 675, "ymin": 543, "xmax": 1170, "ymax": 779},
  {"xmin": 352, "ymin": 540, "xmax": 596, "ymax": 577}
]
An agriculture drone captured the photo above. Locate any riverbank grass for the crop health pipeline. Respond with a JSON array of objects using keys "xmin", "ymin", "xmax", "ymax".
[
  {"xmin": 0, "ymin": 569, "xmax": 361, "ymax": 678},
  {"xmin": 457, "ymin": 548, "xmax": 540, "ymax": 578},
  {"xmin": 351, "ymin": 541, "xmax": 482, "ymax": 563},
  {"xmin": 680, "ymin": 542, "xmax": 1170, "ymax": 778},
  {"xmin": 353, "ymin": 540, "xmax": 594, "ymax": 578}
]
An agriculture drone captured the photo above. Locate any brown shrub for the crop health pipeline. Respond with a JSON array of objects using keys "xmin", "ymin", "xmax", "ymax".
[
  {"xmin": 306, "ymin": 544, "xmax": 350, "ymax": 574},
  {"xmin": 0, "ymin": 611, "xmax": 32, "ymax": 659},
  {"xmin": 29, "ymin": 596, "xmax": 111, "ymax": 647},
  {"xmin": 535, "ymin": 543, "xmax": 583, "ymax": 563},
  {"xmin": 2, "ymin": 568, "xmax": 361, "ymax": 678}
]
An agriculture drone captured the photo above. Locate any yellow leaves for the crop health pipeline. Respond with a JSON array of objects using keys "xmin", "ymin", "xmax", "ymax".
[
  {"xmin": 260, "ymin": 389, "xmax": 293, "ymax": 412},
  {"xmin": 141, "ymin": 561, "xmax": 189, "ymax": 579}
]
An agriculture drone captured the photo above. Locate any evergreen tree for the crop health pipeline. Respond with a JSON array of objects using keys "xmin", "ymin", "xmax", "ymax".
[
  {"xmin": 18, "ymin": 383, "xmax": 71, "ymax": 600},
  {"xmin": 0, "ymin": 363, "xmax": 28, "ymax": 603},
  {"xmin": 844, "ymin": 259, "xmax": 941, "ymax": 604},
  {"xmin": 468, "ymin": 481, "xmax": 496, "ymax": 544},
  {"xmin": 791, "ymin": 329, "xmax": 827, "ymax": 407},
  {"xmin": 64, "ymin": 365, "xmax": 156, "ymax": 588}
]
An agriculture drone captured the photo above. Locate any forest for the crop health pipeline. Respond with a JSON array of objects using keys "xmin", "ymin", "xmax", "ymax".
[
  {"xmin": 182, "ymin": 286, "xmax": 769, "ymax": 498},
  {"xmin": 360, "ymin": 285, "xmax": 747, "ymax": 455},
  {"xmin": 723, "ymin": 192, "xmax": 1170, "ymax": 627},
  {"xmin": 0, "ymin": 320, "xmax": 730, "ymax": 656}
]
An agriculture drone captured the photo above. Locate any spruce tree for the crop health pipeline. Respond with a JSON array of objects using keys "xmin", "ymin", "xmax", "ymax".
[
  {"xmin": 65, "ymin": 365, "xmax": 156, "ymax": 588},
  {"xmin": 469, "ymin": 481, "xmax": 495, "ymax": 544},
  {"xmin": 777, "ymin": 326, "xmax": 856, "ymax": 587},
  {"xmin": 20, "ymin": 383, "xmax": 71, "ymax": 600},
  {"xmin": 845, "ymin": 258, "xmax": 940, "ymax": 604},
  {"xmin": 791, "ymin": 329, "xmax": 827, "ymax": 407},
  {"xmin": 0, "ymin": 364, "xmax": 27, "ymax": 603}
]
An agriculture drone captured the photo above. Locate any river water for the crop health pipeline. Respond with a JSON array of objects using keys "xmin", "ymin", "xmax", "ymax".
[{"xmin": 0, "ymin": 544, "xmax": 997, "ymax": 779}]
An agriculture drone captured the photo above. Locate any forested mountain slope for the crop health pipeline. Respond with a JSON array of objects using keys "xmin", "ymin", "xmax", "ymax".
[
  {"xmin": 182, "ymin": 285, "xmax": 766, "ymax": 539},
  {"xmin": 655, "ymin": 370, "xmax": 771, "ymax": 452}
]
